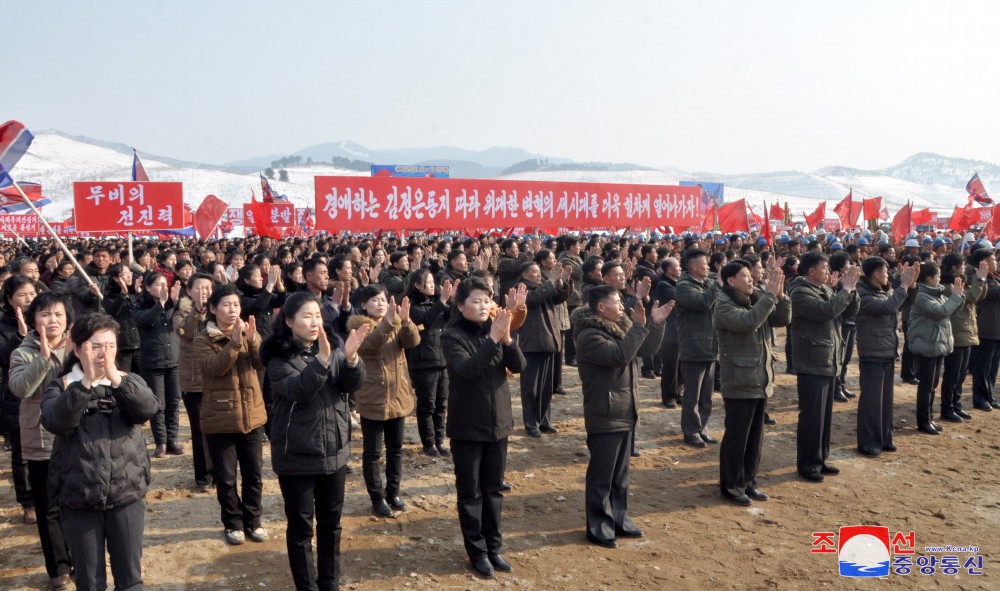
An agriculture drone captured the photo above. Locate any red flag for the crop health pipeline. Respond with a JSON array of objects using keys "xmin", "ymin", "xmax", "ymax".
[
  {"xmin": 947, "ymin": 205, "xmax": 980, "ymax": 232},
  {"xmin": 911, "ymin": 207, "xmax": 933, "ymax": 226},
  {"xmin": 862, "ymin": 196, "xmax": 883, "ymax": 221},
  {"xmin": 194, "ymin": 194, "xmax": 229, "ymax": 240},
  {"xmin": 248, "ymin": 195, "xmax": 282, "ymax": 239},
  {"xmin": 833, "ymin": 191, "xmax": 857, "ymax": 230},
  {"xmin": 761, "ymin": 202, "xmax": 773, "ymax": 246},
  {"xmin": 985, "ymin": 206, "xmax": 1000, "ymax": 239},
  {"xmin": 967, "ymin": 173, "xmax": 993, "ymax": 205},
  {"xmin": 718, "ymin": 199, "xmax": 749, "ymax": 233},
  {"xmin": 892, "ymin": 202, "xmax": 913, "ymax": 238},
  {"xmin": 700, "ymin": 204, "xmax": 717, "ymax": 233},
  {"xmin": 747, "ymin": 203, "xmax": 762, "ymax": 228},
  {"xmin": 769, "ymin": 202, "xmax": 784, "ymax": 221},
  {"xmin": 804, "ymin": 202, "xmax": 826, "ymax": 232}
]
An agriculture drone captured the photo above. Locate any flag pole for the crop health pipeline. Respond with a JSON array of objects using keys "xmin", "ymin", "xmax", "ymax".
[
  {"xmin": 9, "ymin": 178, "xmax": 101, "ymax": 296},
  {"xmin": 128, "ymin": 231, "xmax": 134, "ymax": 268}
]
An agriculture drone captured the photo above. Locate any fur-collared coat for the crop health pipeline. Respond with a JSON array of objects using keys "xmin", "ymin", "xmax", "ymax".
[
  {"xmin": 572, "ymin": 306, "xmax": 663, "ymax": 434},
  {"xmin": 346, "ymin": 314, "xmax": 420, "ymax": 421}
]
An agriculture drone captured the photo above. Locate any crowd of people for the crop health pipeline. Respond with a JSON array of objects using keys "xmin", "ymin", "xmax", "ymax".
[{"xmin": 1, "ymin": 223, "xmax": 998, "ymax": 589}]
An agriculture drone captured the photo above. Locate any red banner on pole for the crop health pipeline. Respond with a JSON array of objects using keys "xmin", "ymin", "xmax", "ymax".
[
  {"xmin": 313, "ymin": 177, "xmax": 701, "ymax": 232},
  {"xmin": 0, "ymin": 213, "xmax": 39, "ymax": 237},
  {"xmin": 73, "ymin": 182, "xmax": 184, "ymax": 232}
]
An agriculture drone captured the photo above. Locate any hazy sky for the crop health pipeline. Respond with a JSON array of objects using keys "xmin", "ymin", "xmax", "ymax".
[{"xmin": 9, "ymin": 1, "xmax": 998, "ymax": 173}]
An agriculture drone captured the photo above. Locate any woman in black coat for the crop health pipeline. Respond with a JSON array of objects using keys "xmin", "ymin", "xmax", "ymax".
[
  {"xmin": 0, "ymin": 275, "xmax": 37, "ymax": 524},
  {"xmin": 262, "ymin": 292, "xmax": 368, "ymax": 591},
  {"xmin": 236, "ymin": 263, "xmax": 287, "ymax": 342},
  {"xmin": 104, "ymin": 263, "xmax": 141, "ymax": 374},
  {"xmin": 132, "ymin": 271, "xmax": 182, "ymax": 458},
  {"xmin": 41, "ymin": 313, "xmax": 158, "ymax": 591},
  {"xmin": 441, "ymin": 276, "xmax": 524, "ymax": 579},
  {"xmin": 404, "ymin": 268, "xmax": 453, "ymax": 457}
]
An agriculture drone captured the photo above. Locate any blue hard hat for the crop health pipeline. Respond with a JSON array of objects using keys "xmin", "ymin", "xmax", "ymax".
[
  {"xmin": 857, "ymin": 237, "xmax": 870, "ymax": 246},
  {"xmin": 830, "ymin": 242, "xmax": 844, "ymax": 250},
  {"xmin": 779, "ymin": 236, "xmax": 791, "ymax": 244}
]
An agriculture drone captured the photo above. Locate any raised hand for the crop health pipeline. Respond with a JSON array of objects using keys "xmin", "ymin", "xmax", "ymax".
[
  {"xmin": 440, "ymin": 279, "xmax": 455, "ymax": 304},
  {"xmin": 36, "ymin": 318, "xmax": 50, "ymax": 359},
  {"xmin": 398, "ymin": 296, "xmax": 411, "ymax": 324},
  {"xmin": 246, "ymin": 316, "xmax": 256, "ymax": 343},
  {"xmin": 560, "ymin": 264, "xmax": 573, "ymax": 285},
  {"xmin": 266, "ymin": 269, "xmax": 279, "ymax": 290},
  {"xmin": 371, "ymin": 263, "xmax": 383, "ymax": 282},
  {"xmin": 341, "ymin": 282, "xmax": 351, "ymax": 307},
  {"xmin": 117, "ymin": 275, "xmax": 130, "ymax": 294},
  {"xmin": 344, "ymin": 323, "xmax": 370, "ymax": 361},
  {"xmin": 636, "ymin": 276, "xmax": 652, "ymax": 301},
  {"xmin": 231, "ymin": 318, "xmax": 244, "ymax": 344},
  {"xmin": 104, "ymin": 348, "xmax": 122, "ymax": 387},
  {"xmin": 358, "ymin": 266, "xmax": 370, "ymax": 287},
  {"xmin": 15, "ymin": 307, "xmax": 27, "ymax": 337},
  {"xmin": 953, "ymin": 277, "xmax": 965, "ymax": 297},
  {"xmin": 317, "ymin": 323, "xmax": 332, "ymax": 361},
  {"xmin": 490, "ymin": 309, "xmax": 512, "ymax": 343},
  {"xmin": 977, "ymin": 260, "xmax": 990, "ymax": 281},
  {"xmin": 134, "ymin": 277, "xmax": 143, "ymax": 294},
  {"xmin": 842, "ymin": 266, "xmax": 861, "ymax": 291},
  {"xmin": 766, "ymin": 268, "xmax": 785, "ymax": 296},
  {"xmin": 827, "ymin": 271, "xmax": 841, "ymax": 289},
  {"xmin": 622, "ymin": 261, "xmax": 634, "ymax": 280},
  {"xmin": 631, "ymin": 300, "xmax": 647, "ymax": 326},
  {"xmin": 385, "ymin": 299, "xmax": 398, "ymax": 324},
  {"xmin": 170, "ymin": 281, "xmax": 182, "ymax": 303},
  {"xmin": 650, "ymin": 300, "xmax": 675, "ymax": 324},
  {"xmin": 900, "ymin": 263, "xmax": 918, "ymax": 289},
  {"xmin": 513, "ymin": 283, "xmax": 527, "ymax": 309},
  {"xmin": 330, "ymin": 281, "xmax": 345, "ymax": 307}
]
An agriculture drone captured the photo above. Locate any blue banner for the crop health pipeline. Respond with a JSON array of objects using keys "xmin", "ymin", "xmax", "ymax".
[{"xmin": 371, "ymin": 164, "xmax": 450, "ymax": 178}]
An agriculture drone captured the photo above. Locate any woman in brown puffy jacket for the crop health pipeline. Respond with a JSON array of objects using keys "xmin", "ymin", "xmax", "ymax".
[
  {"xmin": 193, "ymin": 284, "xmax": 267, "ymax": 546},
  {"xmin": 346, "ymin": 284, "xmax": 419, "ymax": 518}
]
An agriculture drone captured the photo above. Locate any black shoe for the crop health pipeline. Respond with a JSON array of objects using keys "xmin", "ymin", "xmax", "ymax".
[
  {"xmin": 722, "ymin": 491, "xmax": 752, "ymax": 506},
  {"xmin": 842, "ymin": 389, "xmax": 857, "ymax": 399},
  {"xmin": 974, "ymin": 404, "xmax": 993, "ymax": 412},
  {"xmin": 931, "ymin": 421, "xmax": 944, "ymax": 432},
  {"xmin": 918, "ymin": 424, "xmax": 940, "ymax": 435},
  {"xmin": 685, "ymin": 435, "xmax": 707, "ymax": 448},
  {"xmin": 422, "ymin": 445, "xmax": 440, "ymax": 457},
  {"xmin": 540, "ymin": 425, "xmax": 559, "ymax": 434},
  {"xmin": 956, "ymin": 409, "xmax": 973, "ymax": 420},
  {"xmin": 745, "ymin": 487, "xmax": 769, "ymax": 501},
  {"xmin": 436, "ymin": 443, "xmax": 451, "ymax": 457},
  {"xmin": 833, "ymin": 391, "xmax": 849, "ymax": 403},
  {"xmin": 500, "ymin": 481, "xmax": 512, "ymax": 492},
  {"xmin": 642, "ymin": 370, "xmax": 656, "ymax": 379},
  {"xmin": 663, "ymin": 400, "xmax": 678, "ymax": 409},
  {"xmin": 565, "ymin": 358, "xmax": 577, "ymax": 367},
  {"xmin": 858, "ymin": 448, "xmax": 881, "ymax": 458},
  {"xmin": 526, "ymin": 428, "xmax": 542, "ymax": 437},
  {"xmin": 372, "ymin": 499, "xmax": 394, "ymax": 518},
  {"xmin": 800, "ymin": 471, "xmax": 824, "ymax": 482},
  {"xmin": 940, "ymin": 412, "xmax": 964, "ymax": 423},
  {"xmin": 387, "ymin": 496, "xmax": 407, "ymax": 511},
  {"xmin": 470, "ymin": 555, "xmax": 495, "ymax": 578},
  {"xmin": 615, "ymin": 526, "xmax": 644, "ymax": 538},
  {"xmin": 991, "ymin": 401, "xmax": 1000, "ymax": 409},
  {"xmin": 488, "ymin": 553, "xmax": 513, "ymax": 573},
  {"xmin": 345, "ymin": 464, "xmax": 354, "ymax": 474},
  {"xmin": 654, "ymin": 370, "xmax": 662, "ymax": 377},
  {"xmin": 586, "ymin": 533, "xmax": 617, "ymax": 548},
  {"xmin": 701, "ymin": 434, "xmax": 718, "ymax": 444},
  {"xmin": 902, "ymin": 377, "xmax": 920, "ymax": 385},
  {"xmin": 820, "ymin": 464, "xmax": 840, "ymax": 475},
  {"xmin": 630, "ymin": 450, "xmax": 641, "ymax": 458},
  {"xmin": 553, "ymin": 388, "xmax": 567, "ymax": 396},
  {"xmin": 883, "ymin": 443, "xmax": 897, "ymax": 452},
  {"xmin": 764, "ymin": 414, "xmax": 777, "ymax": 425}
]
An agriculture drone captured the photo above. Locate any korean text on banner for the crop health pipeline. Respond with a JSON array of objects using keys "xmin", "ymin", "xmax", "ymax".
[
  {"xmin": 0, "ymin": 214, "xmax": 39, "ymax": 236},
  {"xmin": 73, "ymin": 182, "xmax": 184, "ymax": 232},
  {"xmin": 244, "ymin": 202, "xmax": 294, "ymax": 227},
  {"xmin": 313, "ymin": 177, "xmax": 701, "ymax": 232}
]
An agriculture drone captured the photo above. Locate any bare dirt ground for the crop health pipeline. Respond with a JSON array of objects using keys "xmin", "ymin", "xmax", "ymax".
[{"xmin": 2, "ymin": 339, "xmax": 998, "ymax": 590}]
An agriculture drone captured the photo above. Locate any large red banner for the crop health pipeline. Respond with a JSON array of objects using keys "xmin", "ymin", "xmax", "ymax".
[
  {"xmin": 73, "ymin": 182, "xmax": 184, "ymax": 232},
  {"xmin": 314, "ymin": 177, "xmax": 701, "ymax": 232},
  {"xmin": 243, "ymin": 202, "xmax": 295, "ymax": 227},
  {"xmin": 0, "ymin": 214, "xmax": 39, "ymax": 237}
]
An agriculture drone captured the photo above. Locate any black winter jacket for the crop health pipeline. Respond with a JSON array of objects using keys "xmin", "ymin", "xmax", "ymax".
[
  {"xmin": 41, "ymin": 372, "xmax": 157, "ymax": 511},
  {"xmin": 406, "ymin": 293, "xmax": 450, "ymax": 371},
  {"xmin": 442, "ymin": 316, "xmax": 525, "ymax": 442},
  {"xmin": 103, "ymin": 285, "xmax": 141, "ymax": 351},
  {"xmin": 0, "ymin": 315, "xmax": 23, "ymax": 432},
  {"xmin": 264, "ymin": 338, "xmax": 366, "ymax": 476},
  {"xmin": 855, "ymin": 277, "xmax": 908, "ymax": 361},
  {"xmin": 238, "ymin": 283, "xmax": 286, "ymax": 342},
  {"xmin": 133, "ymin": 293, "xmax": 179, "ymax": 369}
]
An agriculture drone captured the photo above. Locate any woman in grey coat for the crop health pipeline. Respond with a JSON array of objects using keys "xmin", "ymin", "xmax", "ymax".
[{"xmin": 907, "ymin": 262, "xmax": 965, "ymax": 435}]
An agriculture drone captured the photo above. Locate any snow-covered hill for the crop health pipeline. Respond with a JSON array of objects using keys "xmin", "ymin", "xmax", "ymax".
[{"xmin": 11, "ymin": 132, "xmax": 996, "ymax": 226}]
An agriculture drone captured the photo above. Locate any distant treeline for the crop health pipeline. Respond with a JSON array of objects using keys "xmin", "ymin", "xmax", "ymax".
[
  {"xmin": 263, "ymin": 155, "xmax": 373, "ymax": 179},
  {"xmin": 501, "ymin": 158, "xmax": 643, "ymax": 175}
]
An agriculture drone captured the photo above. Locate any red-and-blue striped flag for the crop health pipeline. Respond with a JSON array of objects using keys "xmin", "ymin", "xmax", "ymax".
[
  {"xmin": 132, "ymin": 148, "xmax": 150, "ymax": 182},
  {"xmin": 967, "ymin": 172, "xmax": 993, "ymax": 205},
  {"xmin": 0, "ymin": 120, "xmax": 34, "ymax": 181},
  {"xmin": 261, "ymin": 173, "xmax": 289, "ymax": 203},
  {"xmin": 0, "ymin": 180, "xmax": 52, "ymax": 212}
]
